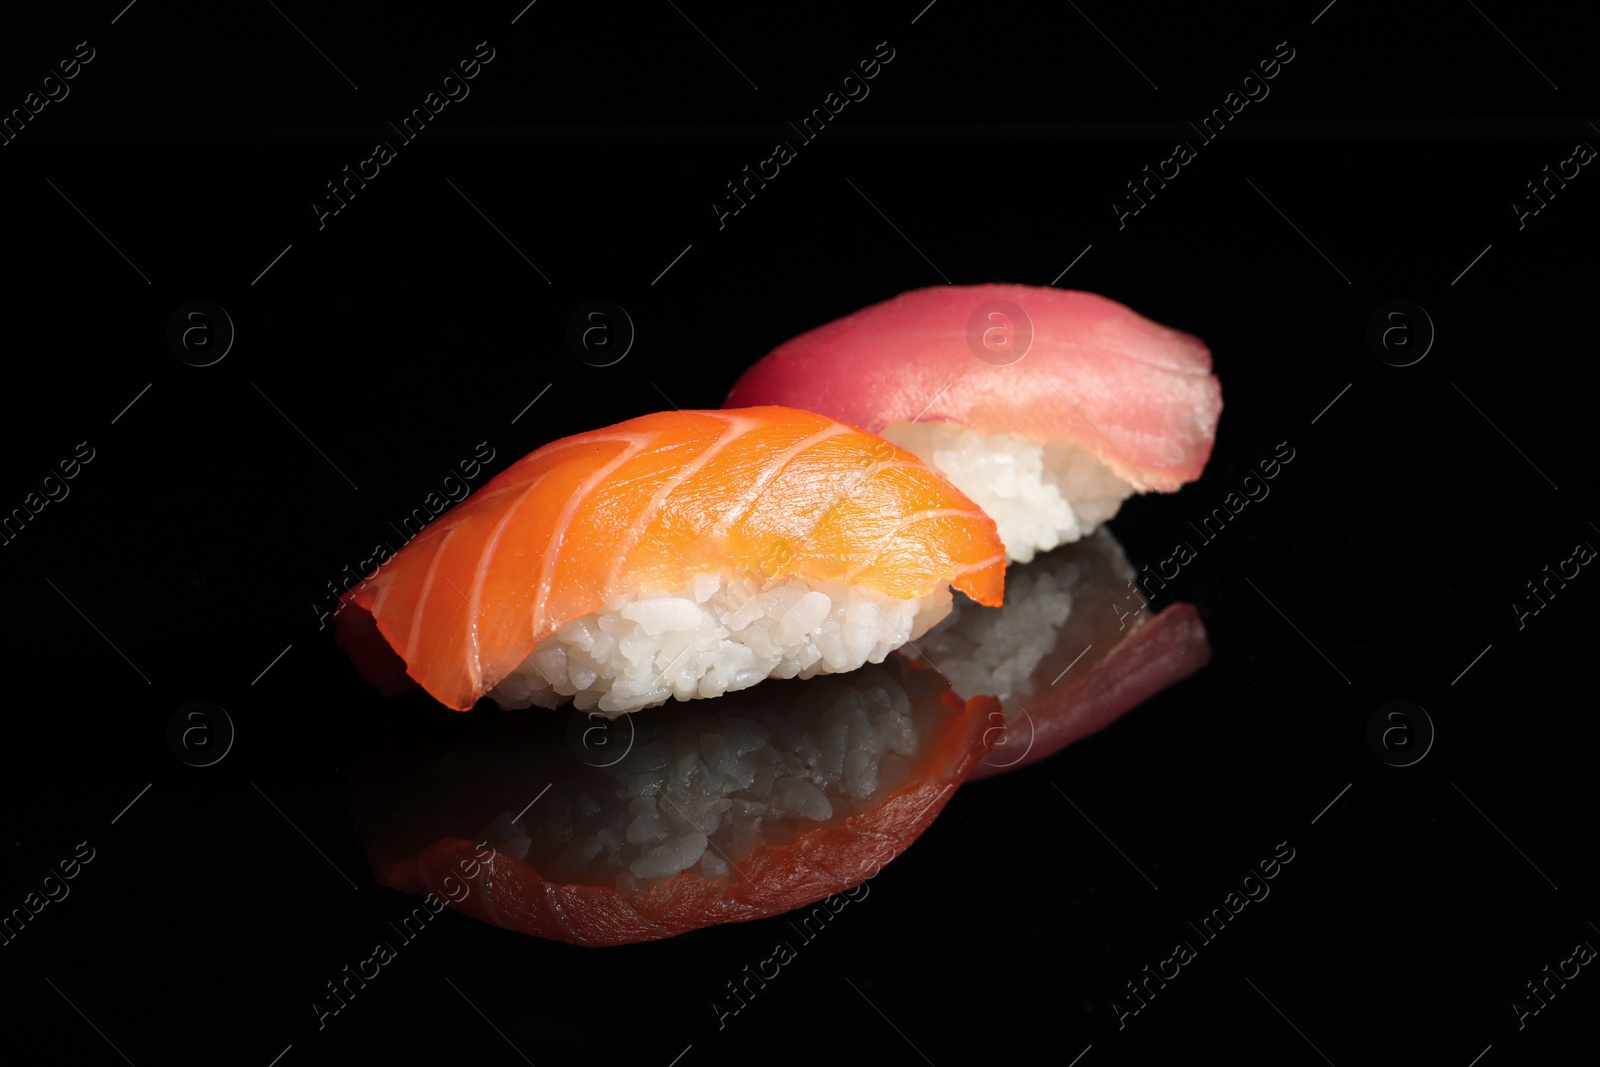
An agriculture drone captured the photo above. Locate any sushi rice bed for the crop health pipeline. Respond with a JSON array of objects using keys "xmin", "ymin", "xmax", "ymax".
[
  {"xmin": 882, "ymin": 421, "xmax": 1135, "ymax": 564},
  {"xmin": 479, "ymin": 665, "xmax": 939, "ymax": 885},
  {"xmin": 487, "ymin": 573, "xmax": 952, "ymax": 716}
]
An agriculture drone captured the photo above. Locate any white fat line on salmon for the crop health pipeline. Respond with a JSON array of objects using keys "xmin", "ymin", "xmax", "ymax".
[
  {"xmin": 709, "ymin": 837, "xmax": 894, "ymax": 1030},
  {"xmin": 0, "ymin": 441, "xmax": 96, "ymax": 548},
  {"xmin": 1510, "ymin": 536, "xmax": 1595, "ymax": 630},
  {"xmin": 603, "ymin": 413, "xmax": 755, "ymax": 592},
  {"xmin": 1511, "ymin": 933, "xmax": 1599, "ymax": 1031},
  {"xmin": 1110, "ymin": 40, "xmax": 1296, "ymax": 231},
  {"xmin": 0, "ymin": 40, "xmax": 95, "ymax": 149},
  {"xmin": 709, "ymin": 41, "xmax": 896, "ymax": 231},
  {"xmin": 307, "ymin": 42, "xmax": 496, "ymax": 231},
  {"xmin": 718, "ymin": 434, "xmax": 926, "ymax": 617},
  {"xmin": 0, "ymin": 841, "xmax": 95, "ymax": 949},
  {"xmin": 406, "ymin": 526, "xmax": 462, "ymax": 664},
  {"xmin": 709, "ymin": 425, "xmax": 850, "ymax": 540},
  {"xmin": 1133, "ymin": 441, "xmax": 1295, "ymax": 604},
  {"xmin": 1109, "ymin": 840, "xmax": 1296, "ymax": 1030},
  {"xmin": 310, "ymin": 841, "xmax": 493, "ymax": 1030},
  {"xmin": 529, "ymin": 433, "xmax": 656, "ymax": 642},
  {"xmin": 311, "ymin": 441, "xmax": 497, "ymax": 629},
  {"xmin": 841, "ymin": 507, "xmax": 993, "ymax": 583}
]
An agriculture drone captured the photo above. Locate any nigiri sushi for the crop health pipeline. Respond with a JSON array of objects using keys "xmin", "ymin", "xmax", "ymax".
[
  {"xmin": 724, "ymin": 285, "xmax": 1222, "ymax": 563},
  {"xmin": 337, "ymin": 406, "xmax": 1005, "ymax": 715}
]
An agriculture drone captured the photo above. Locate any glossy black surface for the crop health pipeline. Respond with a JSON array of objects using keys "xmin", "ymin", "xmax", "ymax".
[{"xmin": 2, "ymin": 4, "xmax": 1594, "ymax": 1064}]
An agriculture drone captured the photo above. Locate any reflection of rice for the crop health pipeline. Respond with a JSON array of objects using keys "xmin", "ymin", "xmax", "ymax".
[
  {"xmin": 921, "ymin": 556, "xmax": 1078, "ymax": 712},
  {"xmin": 919, "ymin": 528, "xmax": 1134, "ymax": 712},
  {"xmin": 480, "ymin": 665, "xmax": 945, "ymax": 890}
]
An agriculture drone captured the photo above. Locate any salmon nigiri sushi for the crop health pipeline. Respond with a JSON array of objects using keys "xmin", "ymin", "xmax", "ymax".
[
  {"xmin": 337, "ymin": 406, "xmax": 1005, "ymax": 715},
  {"xmin": 725, "ymin": 285, "xmax": 1223, "ymax": 563}
]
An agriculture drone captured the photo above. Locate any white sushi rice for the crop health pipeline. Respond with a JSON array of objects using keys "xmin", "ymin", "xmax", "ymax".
[
  {"xmin": 479, "ymin": 666, "xmax": 935, "ymax": 885},
  {"xmin": 881, "ymin": 421, "xmax": 1135, "ymax": 564},
  {"xmin": 487, "ymin": 575, "xmax": 953, "ymax": 717}
]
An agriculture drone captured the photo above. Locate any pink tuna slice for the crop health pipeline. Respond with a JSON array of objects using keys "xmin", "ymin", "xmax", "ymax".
[{"xmin": 724, "ymin": 284, "xmax": 1221, "ymax": 493}]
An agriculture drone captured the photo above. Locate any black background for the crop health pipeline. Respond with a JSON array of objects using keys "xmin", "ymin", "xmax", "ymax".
[{"xmin": 2, "ymin": 2, "xmax": 1595, "ymax": 1064}]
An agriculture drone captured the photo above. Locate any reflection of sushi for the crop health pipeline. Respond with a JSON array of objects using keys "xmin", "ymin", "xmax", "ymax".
[
  {"xmin": 337, "ymin": 406, "xmax": 1005, "ymax": 715},
  {"xmin": 353, "ymin": 660, "xmax": 997, "ymax": 946},
  {"xmin": 914, "ymin": 528, "xmax": 1212, "ymax": 779},
  {"xmin": 349, "ymin": 530, "xmax": 1212, "ymax": 946},
  {"xmin": 725, "ymin": 285, "xmax": 1222, "ymax": 562}
]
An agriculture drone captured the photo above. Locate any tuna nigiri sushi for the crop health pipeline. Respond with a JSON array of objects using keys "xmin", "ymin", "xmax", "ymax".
[
  {"xmin": 725, "ymin": 285, "xmax": 1222, "ymax": 563},
  {"xmin": 337, "ymin": 406, "xmax": 1006, "ymax": 715}
]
